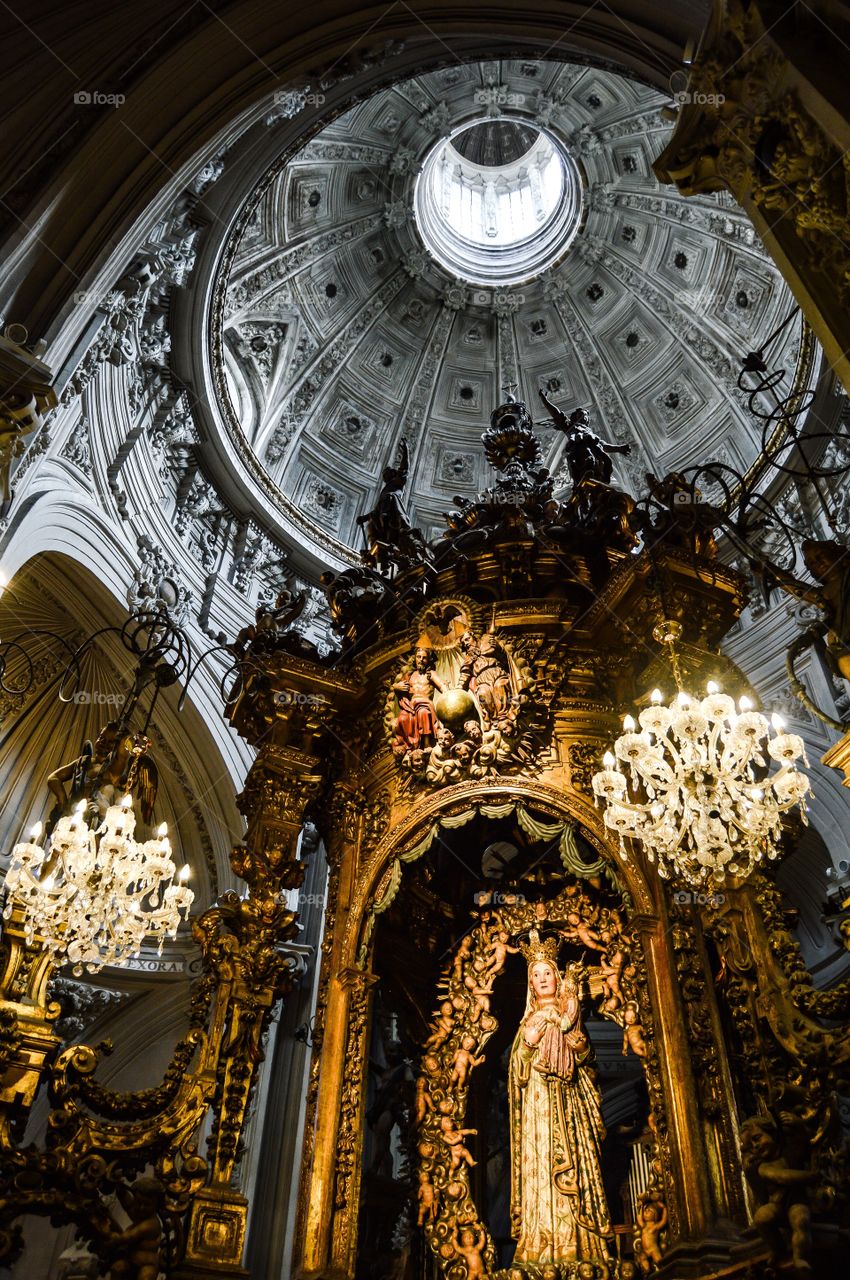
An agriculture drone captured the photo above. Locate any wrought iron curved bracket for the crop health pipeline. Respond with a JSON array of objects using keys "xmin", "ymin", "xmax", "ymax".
[{"xmin": 785, "ymin": 625, "xmax": 846, "ymax": 731}]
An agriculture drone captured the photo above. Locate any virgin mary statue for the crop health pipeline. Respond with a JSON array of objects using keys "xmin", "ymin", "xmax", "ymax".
[{"xmin": 508, "ymin": 931, "xmax": 612, "ymax": 1267}]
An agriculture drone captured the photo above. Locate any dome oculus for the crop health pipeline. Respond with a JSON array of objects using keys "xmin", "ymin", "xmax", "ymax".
[{"xmin": 414, "ymin": 117, "xmax": 583, "ymax": 286}]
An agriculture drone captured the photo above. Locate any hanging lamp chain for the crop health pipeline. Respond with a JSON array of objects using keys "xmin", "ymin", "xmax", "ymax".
[{"xmin": 652, "ymin": 618, "xmax": 685, "ymax": 693}]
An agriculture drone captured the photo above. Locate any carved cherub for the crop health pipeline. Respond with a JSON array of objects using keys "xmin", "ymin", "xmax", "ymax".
[
  {"xmin": 452, "ymin": 1222, "xmax": 488, "ymax": 1278},
  {"xmin": 740, "ymin": 1111, "xmax": 817, "ymax": 1274},
  {"xmin": 599, "ymin": 928, "xmax": 626, "ymax": 1012},
  {"xmin": 634, "ymin": 1194, "xmax": 667, "ymax": 1273},
  {"xmin": 451, "ymin": 935, "xmax": 475, "ymax": 983},
  {"xmin": 424, "ymin": 1001, "xmax": 455, "ymax": 1049},
  {"xmin": 405, "ymin": 747, "xmax": 428, "ymax": 777},
  {"xmin": 463, "ymin": 972, "xmax": 494, "ymax": 1021},
  {"xmin": 440, "ymin": 1116, "xmax": 477, "ymax": 1170},
  {"xmin": 475, "ymin": 725, "xmax": 503, "ymax": 774},
  {"xmin": 623, "ymin": 1001, "xmax": 646, "ymax": 1057},
  {"xmin": 417, "ymin": 1171, "xmax": 438, "ymax": 1226},
  {"xmin": 450, "ymin": 1034, "xmax": 486, "ymax": 1088},
  {"xmin": 414, "ymin": 1076, "xmax": 434, "ymax": 1125},
  {"xmin": 105, "ymin": 1178, "xmax": 163, "ymax": 1280},
  {"xmin": 561, "ymin": 910, "xmax": 603, "ymax": 952},
  {"xmin": 426, "ymin": 725, "xmax": 460, "ymax": 784},
  {"xmin": 484, "ymin": 929, "xmax": 520, "ymax": 980}
]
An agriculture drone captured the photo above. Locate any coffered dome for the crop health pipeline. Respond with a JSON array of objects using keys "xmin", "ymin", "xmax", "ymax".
[{"xmin": 212, "ymin": 57, "xmax": 816, "ymax": 573}]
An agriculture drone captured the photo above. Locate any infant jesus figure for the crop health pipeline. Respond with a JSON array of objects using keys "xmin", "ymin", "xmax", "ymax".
[{"xmin": 533, "ymin": 961, "xmax": 590, "ymax": 1082}]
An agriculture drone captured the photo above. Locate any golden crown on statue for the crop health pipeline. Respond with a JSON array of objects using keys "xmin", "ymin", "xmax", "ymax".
[{"xmin": 518, "ymin": 928, "xmax": 560, "ymax": 968}]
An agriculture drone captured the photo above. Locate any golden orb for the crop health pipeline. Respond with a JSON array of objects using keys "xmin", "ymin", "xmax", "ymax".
[{"xmin": 434, "ymin": 687, "xmax": 478, "ymax": 731}]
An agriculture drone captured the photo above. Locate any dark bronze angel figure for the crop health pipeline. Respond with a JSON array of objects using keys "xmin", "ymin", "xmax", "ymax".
[
  {"xmin": 356, "ymin": 439, "xmax": 429, "ymax": 576},
  {"xmin": 47, "ymin": 722, "xmax": 159, "ymax": 828}
]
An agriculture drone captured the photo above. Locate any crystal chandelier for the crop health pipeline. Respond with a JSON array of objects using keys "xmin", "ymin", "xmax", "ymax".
[
  {"xmin": 3, "ymin": 795, "xmax": 193, "ymax": 974},
  {"xmin": 591, "ymin": 622, "xmax": 811, "ymax": 889}
]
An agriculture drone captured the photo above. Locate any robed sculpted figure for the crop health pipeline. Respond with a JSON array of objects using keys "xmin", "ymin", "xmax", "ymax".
[{"xmin": 509, "ymin": 933, "xmax": 612, "ymax": 1267}]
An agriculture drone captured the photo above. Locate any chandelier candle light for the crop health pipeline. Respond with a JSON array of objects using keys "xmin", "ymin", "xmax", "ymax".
[
  {"xmin": 591, "ymin": 621, "xmax": 811, "ymax": 889},
  {"xmin": 3, "ymin": 795, "xmax": 193, "ymax": 974}
]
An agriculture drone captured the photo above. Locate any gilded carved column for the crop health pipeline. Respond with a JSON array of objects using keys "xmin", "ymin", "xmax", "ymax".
[
  {"xmin": 175, "ymin": 747, "xmax": 324, "ymax": 1279},
  {"xmin": 631, "ymin": 913, "xmax": 713, "ymax": 1244},
  {"xmin": 328, "ymin": 966, "xmax": 379, "ymax": 1277},
  {"xmin": 176, "ymin": 657, "xmax": 356, "ymax": 1279},
  {"xmin": 667, "ymin": 904, "xmax": 750, "ymax": 1228},
  {"xmin": 631, "ymin": 897, "xmax": 753, "ymax": 1273},
  {"xmin": 0, "ymin": 902, "xmax": 60, "ymax": 1148},
  {"xmin": 294, "ymin": 783, "xmax": 377, "ymax": 1280},
  {"xmin": 654, "ymin": 0, "xmax": 850, "ymax": 393}
]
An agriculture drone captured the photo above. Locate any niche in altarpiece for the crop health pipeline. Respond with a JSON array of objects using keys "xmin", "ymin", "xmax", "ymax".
[{"xmin": 354, "ymin": 805, "xmax": 661, "ymax": 1280}]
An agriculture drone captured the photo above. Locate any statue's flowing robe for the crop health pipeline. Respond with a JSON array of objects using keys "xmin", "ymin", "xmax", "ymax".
[{"xmin": 508, "ymin": 1004, "xmax": 611, "ymax": 1264}]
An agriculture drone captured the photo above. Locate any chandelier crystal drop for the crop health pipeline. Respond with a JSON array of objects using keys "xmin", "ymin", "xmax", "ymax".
[
  {"xmin": 3, "ymin": 796, "xmax": 194, "ymax": 974},
  {"xmin": 591, "ymin": 677, "xmax": 811, "ymax": 890}
]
